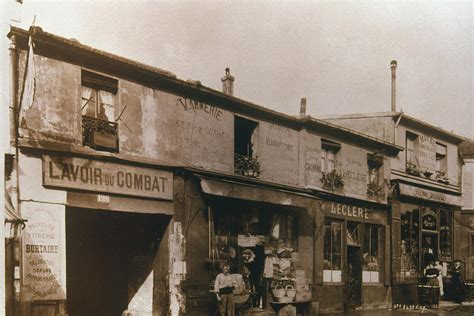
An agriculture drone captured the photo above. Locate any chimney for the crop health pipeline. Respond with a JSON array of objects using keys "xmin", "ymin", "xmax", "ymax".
[
  {"xmin": 221, "ymin": 67, "xmax": 234, "ymax": 96},
  {"xmin": 390, "ymin": 60, "xmax": 397, "ymax": 112},
  {"xmin": 300, "ymin": 98, "xmax": 307, "ymax": 116}
]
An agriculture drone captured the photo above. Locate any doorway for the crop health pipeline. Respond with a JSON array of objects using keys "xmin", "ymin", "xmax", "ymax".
[
  {"xmin": 66, "ymin": 207, "xmax": 169, "ymax": 316},
  {"xmin": 346, "ymin": 245, "xmax": 362, "ymax": 309},
  {"xmin": 346, "ymin": 221, "xmax": 362, "ymax": 310}
]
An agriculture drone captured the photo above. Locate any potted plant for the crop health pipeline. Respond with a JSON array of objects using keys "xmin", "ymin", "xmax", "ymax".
[
  {"xmin": 367, "ymin": 181, "xmax": 384, "ymax": 197},
  {"xmin": 321, "ymin": 169, "xmax": 344, "ymax": 190}
]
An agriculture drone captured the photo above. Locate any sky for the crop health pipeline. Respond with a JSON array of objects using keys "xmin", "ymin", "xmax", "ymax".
[{"xmin": 4, "ymin": 0, "xmax": 474, "ymax": 138}]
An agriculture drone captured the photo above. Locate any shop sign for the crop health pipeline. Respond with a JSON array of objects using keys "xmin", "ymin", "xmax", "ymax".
[
  {"xmin": 22, "ymin": 205, "xmax": 65, "ymax": 300},
  {"xmin": 398, "ymin": 183, "xmax": 462, "ymax": 206},
  {"xmin": 43, "ymin": 155, "xmax": 173, "ymax": 200},
  {"xmin": 321, "ymin": 201, "xmax": 383, "ymax": 221}
]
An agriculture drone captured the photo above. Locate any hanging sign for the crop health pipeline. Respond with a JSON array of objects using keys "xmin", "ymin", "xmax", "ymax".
[{"xmin": 43, "ymin": 155, "xmax": 173, "ymax": 200}]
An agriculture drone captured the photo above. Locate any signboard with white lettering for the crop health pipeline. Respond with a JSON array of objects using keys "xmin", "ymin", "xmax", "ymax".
[
  {"xmin": 398, "ymin": 183, "xmax": 462, "ymax": 206},
  {"xmin": 43, "ymin": 155, "xmax": 173, "ymax": 200},
  {"xmin": 22, "ymin": 203, "xmax": 66, "ymax": 301},
  {"xmin": 320, "ymin": 200, "xmax": 386, "ymax": 222}
]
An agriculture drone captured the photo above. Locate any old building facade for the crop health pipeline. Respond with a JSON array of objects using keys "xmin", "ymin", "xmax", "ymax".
[
  {"xmin": 459, "ymin": 140, "xmax": 474, "ymax": 281},
  {"xmin": 5, "ymin": 26, "xmax": 406, "ymax": 316},
  {"xmin": 324, "ymin": 112, "xmax": 465, "ymax": 307}
]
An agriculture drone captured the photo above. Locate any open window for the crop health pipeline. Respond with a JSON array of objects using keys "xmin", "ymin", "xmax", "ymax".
[
  {"xmin": 320, "ymin": 139, "xmax": 342, "ymax": 190},
  {"xmin": 81, "ymin": 69, "xmax": 119, "ymax": 152},
  {"xmin": 367, "ymin": 152, "xmax": 384, "ymax": 198},
  {"xmin": 435, "ymin": 143, "xmax": 448, "ymax": 181},
  {"xmin": 406, "ymin": 132, "xmax": 420, "ymax": 175},
  {"xmin": 234, "ymin": 116, "xmax": 259, "ymax": 177}
]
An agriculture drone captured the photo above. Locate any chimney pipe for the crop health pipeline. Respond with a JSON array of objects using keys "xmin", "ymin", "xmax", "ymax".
[
  {"xmin": 221, "ymin": 67, "xmax": 234, "ymax": 96},
  {"xmin": 391, "ymin": 60, "xmax": 397, "ymax": 112},
  {"xmin": 300, "ymin": 98, "xmax": 307, "ymax": 116}
]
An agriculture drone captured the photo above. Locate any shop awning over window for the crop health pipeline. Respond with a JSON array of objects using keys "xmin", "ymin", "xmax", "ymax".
[
  {"xmin": 197, "ymin": 175, "xmax": 316, "ymax": 208},
  {"xmin": 4, "ymin": 188, "xmax": 26, "ymax": 239}
]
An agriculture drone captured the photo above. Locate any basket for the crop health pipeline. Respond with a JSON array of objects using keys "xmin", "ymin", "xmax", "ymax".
[
  {"xmin": 285, "ymin": 285, "xmax": 297, "ymax": 298},
  {"xmin": 272, "ymin": 285, "xmax": 286, "ymax": 298},
  {"xmin": 277, "ymin": 296, "xmax": 294, "ymax": 303}
]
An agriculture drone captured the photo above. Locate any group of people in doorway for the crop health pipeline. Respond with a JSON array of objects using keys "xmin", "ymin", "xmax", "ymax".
[{"xmin": 423, "ymin": 255, "xmax": 466, "ymax": 304}]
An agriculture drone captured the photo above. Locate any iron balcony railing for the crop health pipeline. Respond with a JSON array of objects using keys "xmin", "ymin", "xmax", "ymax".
[{"xmin": 234, "ymin": 153, "xmax": 260, "ymax": 178}]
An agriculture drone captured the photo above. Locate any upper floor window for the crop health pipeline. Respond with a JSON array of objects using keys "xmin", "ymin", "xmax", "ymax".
[
  {"xmin": 81, "ymin": 70, "xmax": 119, "ymax": 152},
  {"xmin": 435, "ymin": 143, "xmax": 447, "ymax": 176},
  {"xmin": 234, "ymin": 116, "xmax": 259, "ymax": 177},
  {"xmin": 367, "ymin": 153, "xmax": 384, "ymax": 198},
  {"xmin": 321, "ymin": 139, "xmax": 341, "ymax": 173},
  {"xmin": 406, "ymin": 132, "xmax": 419, "ymax": 165}
]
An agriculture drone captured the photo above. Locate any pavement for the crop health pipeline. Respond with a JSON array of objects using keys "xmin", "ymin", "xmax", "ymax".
[{"xmin": 324, "ymin": 301, "xmax": 474, "ymax": 315}]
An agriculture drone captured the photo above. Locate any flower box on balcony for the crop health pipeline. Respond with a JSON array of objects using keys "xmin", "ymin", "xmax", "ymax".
[
  {"xmin": 406, "ymin": 162, "xmax": 421, "ymax": 176},
  {"xmin": 234, "ymin": 153, "xmax": 260, "ymax": 178},
  {"xmin": 92, "ymin": 131, "xmax": 119, "ymax": 151},
  {"xmin": 82, "ymin": 115, "xmax": 119, "ymax": 152},
  {"xmin": 321, "ymin": 169, "xmax": 344, "ymax": 191}
]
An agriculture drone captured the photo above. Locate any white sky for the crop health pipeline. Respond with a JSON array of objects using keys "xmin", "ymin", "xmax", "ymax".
[{"xmin": 7, "ymin": 0, "xmax": 474, "ymax": 138}]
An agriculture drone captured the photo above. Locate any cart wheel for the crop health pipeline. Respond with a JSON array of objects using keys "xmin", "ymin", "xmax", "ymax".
[{"xmin": 238, "ymin": 303, "xmax": 252, "ymax": 316}]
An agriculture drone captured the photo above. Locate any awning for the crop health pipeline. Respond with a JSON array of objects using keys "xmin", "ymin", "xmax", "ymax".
[
  {"xmin": 4, "ymin": 188, "xmax": 26, "ymax": 239},
  {"xmin": 398, "ymin": 183, "xmax": 462, "ymax": 206},
  {"xmin": 197, "ymin": 175, "xmax": 317, "ymax": 208}
]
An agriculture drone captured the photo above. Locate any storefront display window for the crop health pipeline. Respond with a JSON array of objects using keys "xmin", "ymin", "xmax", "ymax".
[
  {"xmin": 439, "ymin": 209, "xmax": 452, "ymax": 260},
  {"xmin": 209, "ymin": 202, "xmax": 300, "ymax": 307},
  {"xmin": 400, "ymin": 206, "xmax": 419, "ymax": 277},
  {"xmin": 399, "ymin": 203, "xmax": 454, "ymax": 279},
  {"xmin": 363, "ymin": 225, "xmax": 382, "ymax": 283},
  {"xmin": 324, "ymin": 219, "xmax": 342, "ymax": 282}
]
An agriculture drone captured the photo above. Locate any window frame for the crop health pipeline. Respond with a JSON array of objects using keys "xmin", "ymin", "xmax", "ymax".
[
  {"xmin": 362, "ymin": 224, "xmax": 383, "ymax": 283},
  {"xmin": 323, "ymin": 218, "xmax": 343, "ymax": 283}
]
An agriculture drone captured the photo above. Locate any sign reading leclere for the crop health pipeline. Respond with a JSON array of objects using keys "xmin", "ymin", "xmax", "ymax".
[{"xmin": 43, "ymin": 155, "xmax": 173, "ymax": 200}]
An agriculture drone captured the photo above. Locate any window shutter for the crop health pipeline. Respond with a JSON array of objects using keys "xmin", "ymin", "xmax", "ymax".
[
  {"xmin": 82, "ymin": 69, "xmax": 118, "ymax": 94},
  {"xmin": 384, "ymin": 225, "xmax": 391, "ymax": 286}
]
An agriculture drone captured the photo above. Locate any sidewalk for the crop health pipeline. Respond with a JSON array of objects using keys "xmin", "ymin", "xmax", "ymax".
[{"xmin": 324, "ymin": 301, "xmax": 474, "ymax": 315}]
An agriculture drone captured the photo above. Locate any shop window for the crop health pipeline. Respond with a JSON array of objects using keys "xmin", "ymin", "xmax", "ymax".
[
  {"xmin": 439, "ymin": 209, "xmax": 452, "ymax": 260},
  {"xmin": 323, "ymin": 219, "xmax": 342, "ymax": 282},
  {"xmin": 435, "ymin": 143, "xmax": 447, "ymax": 179},
  {"xmin": 400, "ymin": 206, "xmax": 420, "ymax": 278},
  {"xmin": 363, "ymin": 225, "xmax": 382, "ymax": 283},
  {"xmin": 406, "ymin": 132, "xmax": 420, "ymax": 175},
  {"xmin": 234, "ymin": 116, "xmax": 259, "ymax": 177},
  {"xmin": 81, "ymin": 69, "xmax": 119, "ymax": 152}
]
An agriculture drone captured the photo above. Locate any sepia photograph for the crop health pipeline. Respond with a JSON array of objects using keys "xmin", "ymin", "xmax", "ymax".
[{"xmin": 0, "ymin": 1, "xmax": 473, "ymax": 315}]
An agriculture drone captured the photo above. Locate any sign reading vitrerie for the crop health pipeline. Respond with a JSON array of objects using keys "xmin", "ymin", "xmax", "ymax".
[{"xmin": 43, "ymin": 155, "xmax": 173, "ymax": 200}]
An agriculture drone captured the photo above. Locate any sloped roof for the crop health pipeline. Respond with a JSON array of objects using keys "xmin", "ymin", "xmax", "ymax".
[{"xmin": 460, "ymin": 140, "xmax": 474, "ymax": 158}]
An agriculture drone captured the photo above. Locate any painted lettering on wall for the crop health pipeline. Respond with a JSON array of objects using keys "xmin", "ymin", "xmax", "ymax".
[
  {"xmin": 340, "ymin": 169, "xmax": 368, "ymax": 182},
  {"xmin": 175, "ymin": 119, "xmax": 225, "ymax": 138},
  {"xmin": 305, "ymin": 163, "xmax": 322, "ymax": 173},
  {"xmin": 266, "ymin": 138, "xmax": 293, "ymax": 151},
  {"xmin": 176, "ymin": 97, "xmax": 222, "ymax": 120},
  {"xmin": 23, "ymin": 209, "xmax": 62, "ymax": 298},
  {"xmin": 43, "ymin": 155, "xmax": 173, "ymax": 200},
  {"xmin": 418, "ymin": 133, "xmax": 436, "ymax": 171}
]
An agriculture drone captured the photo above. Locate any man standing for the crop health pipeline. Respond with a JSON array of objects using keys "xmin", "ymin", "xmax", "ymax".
[{"xmin": 215, "ymin": 263, "xmax": 237, "ymax": 315}]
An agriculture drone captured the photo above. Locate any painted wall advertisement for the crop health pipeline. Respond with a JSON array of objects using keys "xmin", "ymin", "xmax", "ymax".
[
  {"xmin": 21, "ymin": 202, "xmax": 66, "ymax": 301},
  {"xmin": 418, "ymin": 133, "xmax": 436, "ymax": 172}
]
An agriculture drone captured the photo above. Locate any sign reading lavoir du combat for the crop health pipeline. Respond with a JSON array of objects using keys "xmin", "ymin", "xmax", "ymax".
[{"xmin": 43, "ymin": 155, "xmax": 173, "ymax": 200}]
